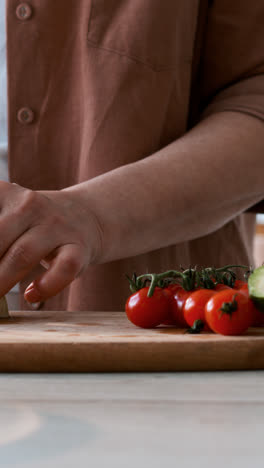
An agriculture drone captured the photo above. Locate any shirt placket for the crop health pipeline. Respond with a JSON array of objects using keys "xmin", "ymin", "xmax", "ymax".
[
  {"xmin": 6, "ymin": 1, "xmax": 41, "ymax": 182},
  {"xmin": 6, "ymin": 1, "xmax": 44, "ymax": 310}
]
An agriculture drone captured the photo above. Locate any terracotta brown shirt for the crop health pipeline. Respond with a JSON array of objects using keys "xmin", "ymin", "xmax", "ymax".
[{"xmin": 6, "ymin": 0, "xmax": 264, "ymax": 311}]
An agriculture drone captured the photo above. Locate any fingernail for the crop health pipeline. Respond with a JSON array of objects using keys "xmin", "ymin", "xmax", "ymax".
[
  {"xmin": 24, "ymin": 287, "xmax": 43, "ymax": 303},
  {"xmin": 25, "ymin": 282, "xmax": 34, "ymax": 293}
]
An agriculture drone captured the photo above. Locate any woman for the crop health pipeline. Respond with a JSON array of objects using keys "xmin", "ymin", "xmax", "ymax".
[{"xmin": 1, "ymin": 0, "xmax": 264, "ymax": 312}]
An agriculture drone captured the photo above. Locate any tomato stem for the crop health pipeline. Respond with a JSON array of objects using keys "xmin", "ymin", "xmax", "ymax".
[
  {"xmin": 126, "ymin": 265, "xmax": 251, "ymax": 298},
  {"xmin": 213, "ymin": 264, "xmax": 249, "ymax": 272},
  {"xmin": 185, "ymin": 319, "xmax": 205, "ymax": 334},
  {"xmin": 219, "ymin": 294, "xmax": 238, "ymax": 318},
  {"xmin": 148, "ymin": 271, "xmax": 185, "ymax": 297}
]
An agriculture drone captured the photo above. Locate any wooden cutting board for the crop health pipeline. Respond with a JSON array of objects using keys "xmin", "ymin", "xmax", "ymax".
[{"xmin": 0, "ymin": 310, "xmax": 264, "ymax": 372}]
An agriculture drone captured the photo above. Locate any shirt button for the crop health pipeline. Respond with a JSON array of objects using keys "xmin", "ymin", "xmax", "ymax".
[
  {"xmin": 16, "ymin": 3, "xmax": 33, "ymax": 21},
  {"xmin": 17, "ymin": 107, "xmax": 35, "ymax": 125}
]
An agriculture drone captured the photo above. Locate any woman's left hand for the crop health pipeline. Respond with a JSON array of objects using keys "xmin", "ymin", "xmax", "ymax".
[{"xmin": 0, "ymin": 182, "xmax": 102, "ymax": 304}]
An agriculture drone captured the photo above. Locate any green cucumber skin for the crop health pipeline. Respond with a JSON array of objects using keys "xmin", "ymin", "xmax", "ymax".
[
  {"xmin": 250, "ymin": 296, "xmax": 264, "ymax": 313},
  {"xmin": 248, "ymin": 266, "xmax": 264, "ymax": 312}
]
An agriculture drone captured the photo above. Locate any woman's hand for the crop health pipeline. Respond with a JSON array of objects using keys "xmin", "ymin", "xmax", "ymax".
[{"xmin": 0, "ymin": 182, "xmax": 103, "ymax": 303}]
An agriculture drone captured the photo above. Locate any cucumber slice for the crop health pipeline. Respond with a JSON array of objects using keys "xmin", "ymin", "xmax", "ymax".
[{"xmin": 248, "ymin": 266, "xmax": 264, "ymax": 312}]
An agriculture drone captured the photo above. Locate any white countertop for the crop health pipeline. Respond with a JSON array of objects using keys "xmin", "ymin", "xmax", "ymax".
[{"xmin": 0, "ymin": 372, "xmax": 264, "ymax": 467}]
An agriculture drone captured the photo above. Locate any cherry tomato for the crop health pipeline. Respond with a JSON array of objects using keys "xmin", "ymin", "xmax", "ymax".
[
  {"xmin": 214, "ymin": 284, "xmax": 232, "ymax": 292},
  {"xmin": 239, "ymin": 284, "xmax": 248, "ymax": 294},
  {"xmin": 125, "ymin": 287, "xmax": 170, "ymax": 328},
  {"xmin": 161, "ymin": 317, "xmax": 177, "ymax": 326},
  {"xmin": 183, "ymin": 289, "xmax": 216, "ymax": 330},
  {"xmin": 162, "ymin": 284, "xmax": 182, "ymax": 325},
  {"xmin": 165, "ymin": 284, "xmax": 183, "ymax": 295},
  {"xmin": 233, "ymin": 279, "xmax": 247, "ymax": 290},
  {"xmin": 205, "ymin": 290, "xmax": 253, "ymax": 335},
  {"xmin": 171, "ymin": 287, "xmax": 192, "ymax": 327},
  {"xmin": 239, "ymin": 284, "xmax": 264, "ymax": 327}
]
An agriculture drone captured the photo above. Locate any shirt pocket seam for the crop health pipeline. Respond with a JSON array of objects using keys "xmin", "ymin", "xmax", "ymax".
[
  {"xmin": 87, "ymin": 0, "xmax": 193, "ymax": 72},
  {"xmin": 86, "ymin": 36, "xmax": 192, "ymax": 73}
]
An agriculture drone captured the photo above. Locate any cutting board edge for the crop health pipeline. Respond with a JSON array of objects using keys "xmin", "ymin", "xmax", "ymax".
[{"xmin": 0, "ymin": 339, "xmax": 263, "ymax": 372}]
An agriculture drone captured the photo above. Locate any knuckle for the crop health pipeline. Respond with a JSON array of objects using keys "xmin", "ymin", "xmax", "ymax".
[
  {"xmin": 19, "ymin": 189, "xmax": 39, "ymax": 214},
  {"xmin": 61, "ymin": 255, "xmax": 81, "ymax": 277},
  {"xmin": 8, "ymin": 244, "xmax": 33, "ymax": 269}
]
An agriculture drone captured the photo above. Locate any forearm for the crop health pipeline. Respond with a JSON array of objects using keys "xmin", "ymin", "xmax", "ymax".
[{"xmin": 64, "ymin": 111, "xmax": 264, "ymax": 264}]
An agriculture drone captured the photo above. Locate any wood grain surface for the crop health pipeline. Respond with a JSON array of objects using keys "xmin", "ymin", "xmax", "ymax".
[{"xmin": 0, "ymin": 310, "xmax": 264, "ymax": 372}]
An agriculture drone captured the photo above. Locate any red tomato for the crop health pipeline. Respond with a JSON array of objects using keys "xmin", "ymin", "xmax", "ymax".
[
  {"xmin": 205, "ymin": 290, "xmax": 253, "ymax": 335},
  {"xmin": 233, "ymin": 279, "xmax": 247, "ymax": 290},
  {"xmin": 214, "ymin": 284, "xmax": 232, "ymax": 292},
  {"xmin": 239, "ymin": 284, "xmax": 264, "ymax": 327},
  {"xmin": 125, "ymin": 287, "xmax": 170, "ymax": 328},
  {"xmin": 162, "ymin": 284, "xmax": 182, "ymax": 325},
  {"xmin": 166, "ymin": 284, "xmax": 183, "ymax": 295},
  {"xmin": 161, "ymin": 318, "xmax": 177, "ymax": 326},
  {"xmin": 171, "ymin": 287, "xmax": 192, "ymax": 327},
  {"xmin": 183, "ymin": 289, "xmax": 216, "ymax": 330}
]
